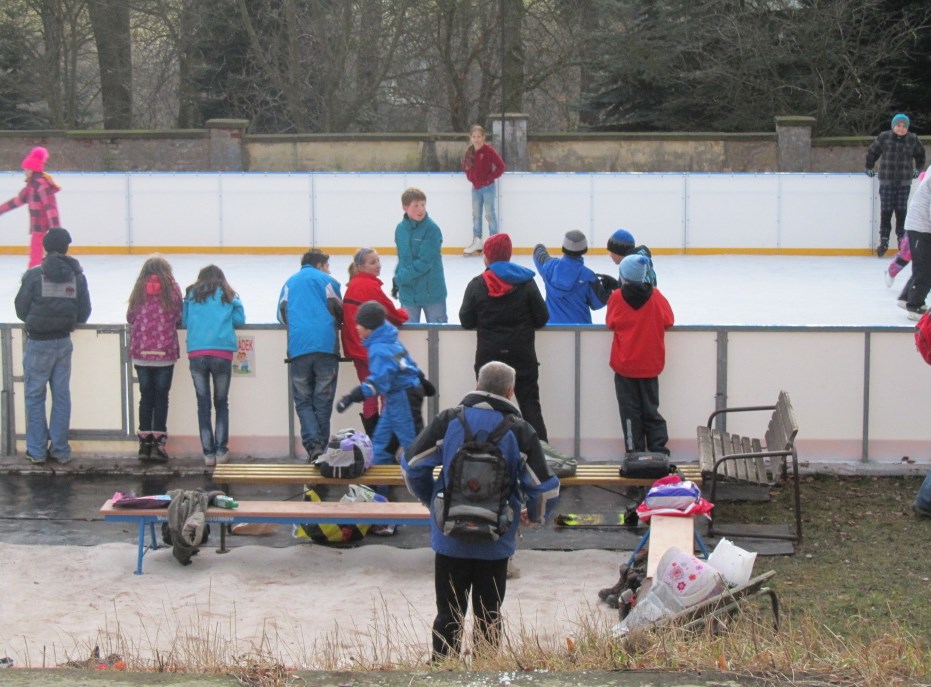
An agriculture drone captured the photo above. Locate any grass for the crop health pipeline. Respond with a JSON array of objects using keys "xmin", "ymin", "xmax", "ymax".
[{"xmin": 31, "ymin": 475, "xmax": 931, "ymax": 685}]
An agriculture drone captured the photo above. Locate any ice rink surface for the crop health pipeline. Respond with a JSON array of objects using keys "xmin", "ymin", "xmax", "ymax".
[{"xmin": 0, "ymin": 251, "xmax": 917, "ymax": 328}]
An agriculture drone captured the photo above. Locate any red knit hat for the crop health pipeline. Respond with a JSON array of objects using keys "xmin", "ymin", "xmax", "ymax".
[
  {"xmin": 483, "ymin": 233, "xmax": 512, "ymax": 264},
  {"xmin": 22, "ymin": 147, "xmax": 49, "ymax": 173}
]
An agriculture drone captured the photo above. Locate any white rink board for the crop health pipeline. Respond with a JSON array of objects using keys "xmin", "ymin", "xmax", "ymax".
[{"xmin": 0, "ymin": 171, "xmax": 881, "ymax": 251}]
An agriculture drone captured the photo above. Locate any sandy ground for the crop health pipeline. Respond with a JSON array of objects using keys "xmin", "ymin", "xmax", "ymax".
[{"xmin": 0, "ymin": 540, "xmax": 622, "ymax": 669}]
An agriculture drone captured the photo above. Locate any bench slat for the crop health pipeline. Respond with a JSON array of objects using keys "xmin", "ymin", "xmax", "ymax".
[
  {"xmin": 211, "ymin": 463, "xmax": 702, "ymax": 488},
  {"xmin": 100, "ymin": 499, "xmax": 431, "ymax": 522}
]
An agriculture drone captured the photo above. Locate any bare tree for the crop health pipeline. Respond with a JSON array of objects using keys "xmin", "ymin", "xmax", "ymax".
[{"xmin": 87, "ymin": 0, "xmax": 132, "ymax": 128}]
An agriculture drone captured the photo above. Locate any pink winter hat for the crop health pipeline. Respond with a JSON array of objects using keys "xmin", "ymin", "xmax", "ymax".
[{"xmin": 21, "ymin": 147, "xmax": 49, "ymax": 172}]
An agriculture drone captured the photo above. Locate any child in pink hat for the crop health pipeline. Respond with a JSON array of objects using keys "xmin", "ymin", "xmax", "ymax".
[{"xmin": 0, "ymin": 147, "xmax": 62, "ymax": 267}]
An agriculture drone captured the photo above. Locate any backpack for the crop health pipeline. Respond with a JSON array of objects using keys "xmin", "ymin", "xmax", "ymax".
[
  {"xmin": 916, "ymin": 310, "xmax": 931, "ymax": 365},
  {"xmin": 434, "ymin": 407, "xmax": 520, "ymax": 542},
  {"xmin": 295, "ymin": 484, "xmax": 386, "ymax": 544},
  {"xmin": 314, "ymin": 428, "xmax": 374, "ymax": 479}
]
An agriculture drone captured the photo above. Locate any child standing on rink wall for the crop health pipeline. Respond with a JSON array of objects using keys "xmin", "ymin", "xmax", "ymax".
[
  {"xmin": 0, "ymin": 147, "xmax": 61, "ymax": 268},
  {"xmin": 183, "ymin": 265, "xmax": 246, "ymax": 466},
  {"xmin": 127, "ymin": 256, "xmax": 183, "ymax": 462},
  {"xmin": 462, "ymin": 125, "xmax": 506, "ymax": 256}
]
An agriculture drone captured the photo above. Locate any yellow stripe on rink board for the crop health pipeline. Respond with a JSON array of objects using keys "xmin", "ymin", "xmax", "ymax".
[{"xmin": 0, "ymin": 245, "xmax": 874, "ymax": 257}]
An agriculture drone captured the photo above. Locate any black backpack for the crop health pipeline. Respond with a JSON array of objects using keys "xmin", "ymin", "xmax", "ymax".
[{"xmin": 434, "ymin": 407, "xmax": 520, "ymax": 541}]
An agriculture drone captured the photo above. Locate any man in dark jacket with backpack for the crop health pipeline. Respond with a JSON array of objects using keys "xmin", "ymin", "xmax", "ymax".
[{"xmin": 402, "ymin": 361, "xmax": 560, "ymax": 660}]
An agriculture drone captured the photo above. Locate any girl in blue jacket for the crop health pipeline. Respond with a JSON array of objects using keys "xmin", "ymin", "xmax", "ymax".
[{"xmin": 182, "ymin": 265, "xmax": 246, "ymax": 466}]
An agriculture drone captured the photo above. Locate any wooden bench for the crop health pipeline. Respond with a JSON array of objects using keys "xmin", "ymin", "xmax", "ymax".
[
  {"xmin": 212, "ymin": 462, "xmax": 703, "ymax": 489},
  {"xmin": 99, "ymin": 499, "xmax": 429, "ymax": 575},
  {"xmin": 696, "ymin": 390, "xmax": 801, "ymax": 542}
]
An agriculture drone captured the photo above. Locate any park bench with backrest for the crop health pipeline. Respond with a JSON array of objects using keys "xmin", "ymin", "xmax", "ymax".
[{"xmin": 696, "ymin": 390, "xmax": 801, "ymax": 542}]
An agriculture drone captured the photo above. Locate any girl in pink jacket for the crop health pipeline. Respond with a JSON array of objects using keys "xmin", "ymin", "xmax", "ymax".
[{"xmin": 0, "ymin": 147, "xmax": 62, "ymax": 268}]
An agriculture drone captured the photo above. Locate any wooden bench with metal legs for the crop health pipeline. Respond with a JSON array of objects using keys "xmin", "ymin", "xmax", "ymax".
[
  {"xmin": 697, "ymin": 390, "xmax": 801, "ymax": 542},
  {"xmin": 99, "ymin": 499, "xmax": 430, "ymax": 575}
]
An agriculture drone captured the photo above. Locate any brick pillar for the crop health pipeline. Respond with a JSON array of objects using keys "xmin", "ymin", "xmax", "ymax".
[
  {"xmin": 205, "ymin": 119, "xmax": 249, "ymax": 171},
  {"xmin": 490, "ymin": 113, "xmax": 528, "ymax": 171},
  {"xmin": 774, "ymin": 116, "xmax": 816, "ymax": 172}
]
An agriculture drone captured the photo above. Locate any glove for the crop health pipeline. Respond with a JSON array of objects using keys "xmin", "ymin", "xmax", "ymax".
[
  {"xmin": 865, "ymin": 168, "xmax": 875, "ymax": 178},
  {"xmin": 391, "ymin": 278, "xmax": 399, "ymax": 300},
  {"xmin": 596, "ymin": 273, "xmax": 619, "ymax": 292},
  {"xmin": 419, "ymin": 370, "xmax": 436, "ymax": 397},
  {"xmin": 914, "ymin": 169, "xmax": 921, "ymax": 179},
  {"xmin": 336, "ymin": 386, "xmax": 365, "ymax": 413}
]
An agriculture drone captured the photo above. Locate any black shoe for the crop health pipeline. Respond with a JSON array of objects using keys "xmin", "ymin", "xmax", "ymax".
[
  {"xmin": 137, "ymin": 436, "xmax": 153, "ymax": 461},
  {"xmin": 877, "ymin": 239, "xmax": 889, "ymax": 257}
]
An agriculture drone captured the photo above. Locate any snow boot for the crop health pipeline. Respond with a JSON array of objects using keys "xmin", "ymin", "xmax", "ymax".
[
  {"xmin": 151, "ymin": 435, "xmax": 170, "ymax": 463},
  {"xmin": 137, "ymin": 434, "xmax": 153, "ymax": 461}
]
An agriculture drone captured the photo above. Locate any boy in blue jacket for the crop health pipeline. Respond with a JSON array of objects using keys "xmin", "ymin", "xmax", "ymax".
[
  {"xmin": 533, "ymin": 230, "xmax": 611, "ymax": 324},
  {"xmin": 336, "ymin": 301, "xmax": 426, "ymax": 469},
  {"xmin": 402, "ymin": 361, "xmax": 559, "ymax": 660}
]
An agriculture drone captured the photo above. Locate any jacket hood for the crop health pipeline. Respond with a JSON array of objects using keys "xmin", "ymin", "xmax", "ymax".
[
  {"xmin": 460, "ymin": 390, "xmax": 521, "ymax": 417},
  {"xmin": 544, "ymin": 256, "xmax": 587, "ymax": 293},
  {"xmin": 621, "ymin": 282, "xmax": 653, "ymax": 309},
  {"xmin": 483, "ymin": 262, "xmax": 535, "ymax": 297},
  {"xmin": 41, "ymin": 253, "xmax": 83, "ymax": 282}
]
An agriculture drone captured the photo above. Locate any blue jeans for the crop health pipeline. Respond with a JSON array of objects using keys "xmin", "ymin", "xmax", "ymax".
[
  {"xmin": 24, "ymin": 337, "xmax": 73, "ymax": 460},
  {"xmin": 289, "ymin": 352, "xmax": 339, "ymax": 453},
  {"xmin": 135, "ymin": 364, "xmax": 175, "ymax": 434},
  {"xmin": 401, "ymin": 301, "xmax": 448, "ymax": 324},
  {"xmin": 189, "ymin": 356, "xmax": 231, "ymax": 456},
  {"xmin": 471, "ymin": 183, "xmax": 498, "ymax": 238}
]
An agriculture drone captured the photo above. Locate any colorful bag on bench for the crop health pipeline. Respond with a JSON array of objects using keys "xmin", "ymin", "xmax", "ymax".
[
  {"xmin": 314, "ymin": 428, "xmax": 374, "ymax": 479},
  {"xmin": 295, "ymin": 484, "xmax": 387, "ymax": 544}
]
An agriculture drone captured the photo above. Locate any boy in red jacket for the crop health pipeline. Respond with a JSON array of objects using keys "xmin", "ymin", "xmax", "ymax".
[{"xmin": 605, "ymin": 254, "xmax": 674, "ymax": 455}]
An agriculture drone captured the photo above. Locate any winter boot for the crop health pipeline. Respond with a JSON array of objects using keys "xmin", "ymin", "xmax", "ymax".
[
  {"xmin": 151, "ymin": 435, "xmax": 170, "ymax": 463},
  {"xmin": 137, "ymin": 434, "xmax": 153, "ymax": 461}
]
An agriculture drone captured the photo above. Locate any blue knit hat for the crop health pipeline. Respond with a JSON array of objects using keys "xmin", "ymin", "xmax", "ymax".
[
  {"xmin": 892, "ymin": 113, "xmax": 910, "ymax": 128},
  {"xmin": 607, "ymin": 229, "xmax": 636, "ymax": 256},
  {"xmin": 619, "ymin": 254, "xmax": 649, "ymax": 284}
]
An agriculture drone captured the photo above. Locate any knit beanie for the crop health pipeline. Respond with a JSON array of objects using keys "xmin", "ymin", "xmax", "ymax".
[
  {"xmin": 562, "ymin": 230, "xmax": 588, "ymax": 256},
  {"xmin": 619, "ymin": 254, "xmax": 649, "ymax": 284},
  {"xmin": 43, "ymin": 228, "xmax": 72, "ymax": 254},
  {"xmin": 22, "ymin": 146, "xmax": 49, "ymax": 173},
  {"xmin": 483, "ymin": 233, "xmax": 512, "ymax": 264},
  {"xmin": 892, "ymin": 113, "xmax": 910, "ymax": 129},
  {"xmin": 607, "ymin": 229, "xmax": 636, "ymax": 256},
  {"xmin": 355, "ymin": 301, "xmax": 386, "ymax": 330}
]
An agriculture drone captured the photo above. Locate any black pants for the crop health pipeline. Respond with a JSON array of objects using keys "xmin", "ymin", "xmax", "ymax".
[
  {"xmin": 907, "ymin": 231, "xmax": 931, "ymax": 309},
  {"xmin": 432, "ymin": 553, "xmax": 508, "ymax": 659},
  {"xmin": 475, "ymin": 359, "xmax": 547, "ymax": 442},
  {"xmin": 879, "ymin": 184, "xmax": 911, "ymax": 242},
  {"xmin": 614, "ymin": 373, "xmax": 669, "ymax": 454}
]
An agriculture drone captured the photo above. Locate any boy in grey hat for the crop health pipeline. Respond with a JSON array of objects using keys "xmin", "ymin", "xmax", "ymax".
[{"xmin": 532, "ymin": 230, "xmax": 611, "ymax": 324}]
